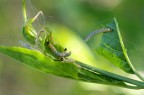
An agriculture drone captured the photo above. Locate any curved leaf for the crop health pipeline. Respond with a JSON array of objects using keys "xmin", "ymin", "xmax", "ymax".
[{"xmin": 95, "ymin": 18, "xmax": 134, "ymax": 74}]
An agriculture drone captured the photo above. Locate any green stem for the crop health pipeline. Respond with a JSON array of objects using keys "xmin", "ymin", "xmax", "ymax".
[
  {"xmin": 107, "ymin": 83, "xmax": 143, "ymax": 89},
  {"xmin": 75, "ymin": 61, "xmax": 144, "ymax": 89},
  {"xmin": 114, "ymin": 18, "xmax": 144, "ymax": 82},
  {"xmin": 125, "ymin": 54, "xmax": 144, "ymax": 82},
  {"xmin": 79, "ymin": 78, "xmax": 141, "ymax": 89},
  {"xmin": 22, "ymin": 0, "xmax": 27, "ymax": 22}
]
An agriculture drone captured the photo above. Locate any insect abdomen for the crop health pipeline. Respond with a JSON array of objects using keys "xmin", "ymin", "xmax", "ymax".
[{"xmin": 47, "ymin": 42, "xmax": 71, "ymax": 57}]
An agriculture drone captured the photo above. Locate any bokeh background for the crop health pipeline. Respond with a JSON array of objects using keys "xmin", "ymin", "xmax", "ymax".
[{"xmin": 0, "ymin": 0, "xmax": 144, "ymax": 95}]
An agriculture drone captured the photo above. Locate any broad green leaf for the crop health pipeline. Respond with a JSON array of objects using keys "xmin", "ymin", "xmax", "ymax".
[
  {"xmin": 0, "ymin": 46, "xmax": 144, "ymax": 89},
  {"xmin": 95, "ymin": 18, "xmax": 134, "ymax": 74},
  {"xmin": 0, "ymin": 46, "xmax": 78, "ymax": 78}
]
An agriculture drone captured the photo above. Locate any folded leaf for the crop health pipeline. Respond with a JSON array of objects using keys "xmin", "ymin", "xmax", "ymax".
[{"xmin": 95, "ymin": 18, "xmax": 134, "ymax": 74}]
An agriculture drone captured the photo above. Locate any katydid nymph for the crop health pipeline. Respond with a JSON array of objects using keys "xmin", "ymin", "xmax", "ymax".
[{"xmin": 22, "ymin": 0, "xmax": 74, "ymax": 63}]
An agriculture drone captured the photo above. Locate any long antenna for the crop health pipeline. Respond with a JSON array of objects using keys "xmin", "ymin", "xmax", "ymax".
[{"xmin": 22, "ymin": 0, "xmax": 27, "ymax": 22}]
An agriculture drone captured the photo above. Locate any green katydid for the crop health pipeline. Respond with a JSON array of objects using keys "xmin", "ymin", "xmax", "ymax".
[
  {"xmin": 22, "ymin": 0, "xmax": 73, "ymax": 62},
  {"xmin": 22, "ymin": 0, "xmax": 44, "ymax": 45}
]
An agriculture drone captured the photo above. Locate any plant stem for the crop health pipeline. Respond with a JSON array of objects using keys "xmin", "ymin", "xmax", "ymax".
[
  {"xmin": 114, "ymin": 18, "xmax": 144, "ymax": 82},
  {"xmin": 22, "ymin": 0, "xmax": 27, "ymax": 22},
  {"xmin": 75, "ymin": 61, "xmax": 144, "ymax": 89},
  {"xmin": 124, "ymin": 54, "xmax": 144, "ymax": 82}
]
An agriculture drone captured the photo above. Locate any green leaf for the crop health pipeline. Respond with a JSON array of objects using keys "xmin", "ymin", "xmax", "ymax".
[
  {"xmin": 0, "ymin": 46, "xmax": 78, "ymax": 79},
  {"xmin": 0, "ymin": 46, "xmax": 144, "ymax": 89},
  {"xmin": 95, "ymin": 18, "xmax": 134, "ymax": 74}
]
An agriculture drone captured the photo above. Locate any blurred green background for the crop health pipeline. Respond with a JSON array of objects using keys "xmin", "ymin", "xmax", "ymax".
[{"xmin": 0, "ymin": 0, "xmax": 144, "ymax": 95}]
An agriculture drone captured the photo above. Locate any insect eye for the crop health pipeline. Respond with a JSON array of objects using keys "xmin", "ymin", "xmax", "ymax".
[
  {"xmin": 46, "ymin": 41, "xmax": 50, "ymax": 44},
  {"xmin": 60, "ymin": 57, "xmax": 64, "ymax": 61},
  {"xmin": 64, "ymin": 48, "xmax": 67, "ymax": 51},
  {"xmin": 109, "ymin": 28, "xmax": 113, "ymax": 31}
]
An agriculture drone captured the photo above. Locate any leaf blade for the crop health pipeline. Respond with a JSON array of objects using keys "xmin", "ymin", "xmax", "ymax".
[
  {"xmin": 0, "ymin": 46, "xmax": 79, "ymax": 78},
  {"xmin": 95, "ymin": 18, "xmax": 134, "ymax": 74}
]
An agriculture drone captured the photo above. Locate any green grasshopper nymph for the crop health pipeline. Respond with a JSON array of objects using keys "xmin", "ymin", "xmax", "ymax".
[
  {"xmin": 22, "ymin": 0, "xmax": 44, "ymax": 45},
  {"xmin": 22, "ymin": 0, "xmax": 74, "ymax": 63}
]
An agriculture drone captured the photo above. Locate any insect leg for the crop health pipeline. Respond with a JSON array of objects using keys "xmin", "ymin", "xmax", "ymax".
[
  {"xmin": 54, "ymin": 57, "xmax": 75, "ymax": 63},
  {"xmin": 61, "ymin": 58, "xmax": 75, "ymax": 63},
  {"xmin": 26, "ymin": 11, "xmax": 44, "ymax": 26},
  {"xmin": 35, "ymin": 29, "xmax": 45, "ymax": 47},
  {"xmin": 19, "ymin": 40, "xmax": 33, "ymax": 49}
]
